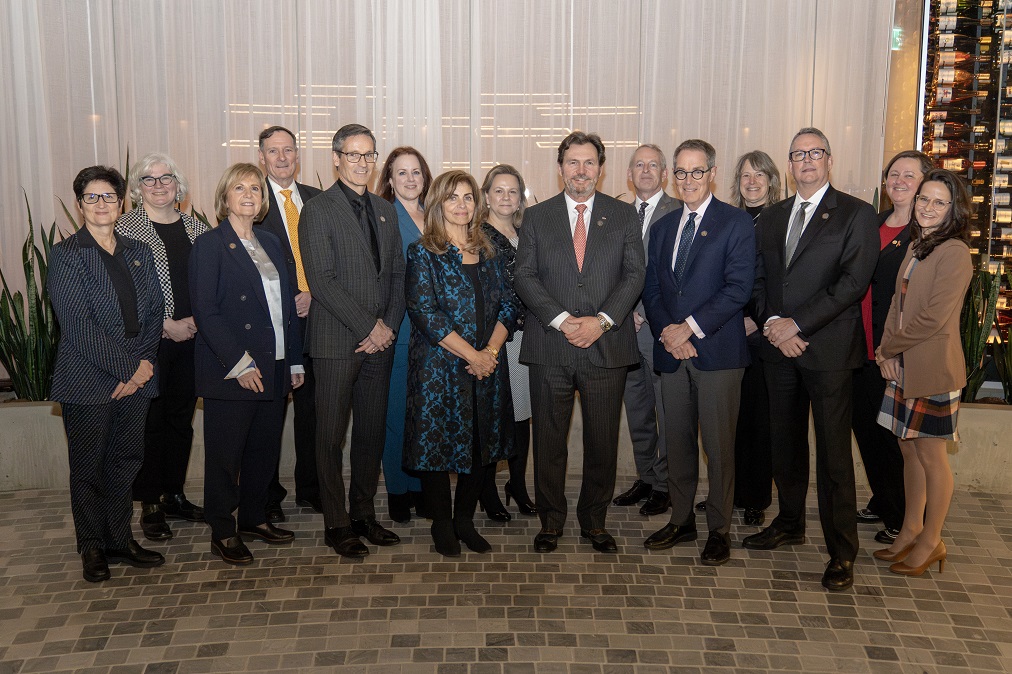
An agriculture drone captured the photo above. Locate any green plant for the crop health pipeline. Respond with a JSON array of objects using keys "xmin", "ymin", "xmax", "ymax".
[
  {"xmin": 960, "ymin": 269, "xmax": 1000, "ymax": 402},
  {"xmin": 0, "ymin": 194, "xmax": 63, "ymax": 400}
]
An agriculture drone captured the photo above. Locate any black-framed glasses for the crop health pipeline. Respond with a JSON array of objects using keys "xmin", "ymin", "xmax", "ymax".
[
  {"xmin": 788, "ymin": 148, "xmax": 827, "ymax": 162},
  {"xmin": 139, "ymin": 174, "xmax": 177, "ymax": 187},
  {"xmin": 337, "ymin": 150, "xmax": 380, "ymax": 164},
  {"xmin": 914, "ymin": 195, "xmax": 952, "ymax": 211},
  {"xmin": 81, "ymin": 193, "xmax": 120, "ymax": 204},
  {"xmin": 673, "ymin": 168, "xmax": 712, "ymax": 181}
]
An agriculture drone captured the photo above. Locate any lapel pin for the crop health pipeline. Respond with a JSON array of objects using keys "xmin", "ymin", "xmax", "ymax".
[
  {"xmin": 380, "ymin": 216, "xmax": 386, "ymax": 222},
  {"xmin": 133, "ymin": 260, "xmax": 141, "ymax": 266},
  {"xmin": 700, "ymin": 231, "xmax": 708, "ymax": 237},
  {"xmin": 822, "ymin": 213, "xmax": 829, "ymax": 220},
  {"xmin": 229, "ymin": 243, "xmax": 237, "ymax": 249}
]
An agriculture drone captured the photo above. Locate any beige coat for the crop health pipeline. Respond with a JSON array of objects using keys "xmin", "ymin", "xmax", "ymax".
[{"xmin": 878, "ymin": 238, "xmax": 972, "ymax": 399}]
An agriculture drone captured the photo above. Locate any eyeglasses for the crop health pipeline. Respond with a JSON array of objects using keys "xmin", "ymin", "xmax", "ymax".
[
  {"xmin": 788, "ymin": 148, "xmax": 827, "ymax": 162},
  {"xmin": 337, "ymin": 150, "xmax": 380, "ymax": 164},
  {"xmin": 673, "ymin": 168, "xmax": 712, "ymax": 181},
  {"xmin": 914, "ymin": 195, "xmax": 952, "ymax": 211},
  {"xmin": 81, "ymin": 193, "xmax": 120, "ymax": 204},
  {"xmin": 139, "ymin": 174, "xmax": 177, "ymax": 187}
]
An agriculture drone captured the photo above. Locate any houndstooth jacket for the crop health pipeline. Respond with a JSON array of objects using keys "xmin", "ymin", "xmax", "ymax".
[{"xmin": 116, "ymin": 206, "xmax": 209, "ymax": 321}]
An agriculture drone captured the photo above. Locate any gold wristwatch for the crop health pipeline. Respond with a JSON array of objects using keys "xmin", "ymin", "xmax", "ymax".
[
  {"xmin": 597, "ymin": 313, "xmax": 613, "ymax": 332},
  {"xmin": 485, "ymin": 345, "xmax": 499, "ymax": 358}
]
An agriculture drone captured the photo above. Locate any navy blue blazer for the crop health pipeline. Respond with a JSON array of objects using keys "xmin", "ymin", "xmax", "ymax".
[
  {"xmin": 48, "ymin": 230, "xmax": 163, "ymax": 404},
  {"xmin": 642, "ymin": 196, "xmax": 755, "ymax": 373},
  {"xmin": 189, "ymin": 219, "xmax": 303, "ymax": 401}
]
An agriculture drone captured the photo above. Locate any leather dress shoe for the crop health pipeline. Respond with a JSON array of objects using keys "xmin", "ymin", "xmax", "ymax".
[
  {"xmin": 875, "ymin": 527, "xmax": 900, "ymax": 544},
  {"xmin": 239, "ymin": 523, "xmax": 295, "ymax": 544},
  {"xmin": 106, "ymin": 540, "xmax": 165, "ymax": 568},
  {"xmin": 325, "ymin": 526, "xmax": 369, "ymax": 558},
  {"xmin": 700, "ymin": 532, "xmax": 731, "ymax": 566},
  {"xmin": 210, "ymin": 536, "xmax": 254, "ymax": 565},
  {"xmin": 821, "ymin": 558, "xmax": 855, "ymax": 591},
  {"xmin": 295, "ymin": 497, "xmax": 323, "ymax": 514},
  {"xmin": 140, "ymin": 503, "xmax": 173, "ymax": 541},
  {"xmin": 533, "ymin": 529, "xmax": 562, "ymax": 553},
  {"xmin": 743, "ymin": 508, "xmax": 765, "ymax": 526},
  {"xmin": 639, "ymin": 490, "xmax": 671, "ymax": 517},
  {"xmin": 351, "ymin": 518, "xmax": 400, "ymax": 546},
  {"xmin": 643, "ymin": 522, "xmax": 698, "ymax": 550},
  {"xmin": 265, "ymin": 501, "xmax": 286, "ymax": 523},
  {"xmin": 581, "ymin": 529, "xmax": 617, "ymax": 553},
  {"xmin": 160, "ymin": 493, "xmax": 204, "ymax": 522},
  {"xmin": 856, "ymin": 507, "xmax": 881, "ymax": 524},
  {"xmin": 741, "ymin": 525, "xmax": 804, "ymax": 550},
  {"xmin": 81, "ymin": 549, "xmax": 110, "ymax": 582},
  {"xmin": 613, "ymin": 480, "xmax": 651, "ymax": 506},
  {"xmin": 695, "ymin": 500, "xmax": 707, "ymax": 512}
]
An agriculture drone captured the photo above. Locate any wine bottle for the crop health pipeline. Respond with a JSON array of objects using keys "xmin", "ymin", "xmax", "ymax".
[
  {"xmin": 995, "ymin": 174, "xmax": 1010, "ymax": 188},
  {"xmin": 937, "ymin": 0, "xmax": 994, "ymax": 17},
  {"xmin": 924, "ymin": 139, "xmax": 993, "ymax": 154},
  {"xmin": 933, "ymin": 14, "xmax": 996, "ymax": 33},
  {"xmin": 995, "ymin": 192, "xmax": 1011, "ymax": 206},
  {"xmin": 926, "ymin": 108, "xmax": 983, "ymax": 121},
  {"xmin": 940, "ymin": 158, "xmax": 988, "ymax": 171},
  {"xmin": 931, "ymin": 121, "xmax": 971, "ymax": 137},
  {"xmin": 997, "ymin": 156, "xmax": 1012, "ymax": 170},
  {"xmin": 936, "ymin": 67, "xmax": 991, "ymax": 87},
  {"xmin": 937, "ymin": 50, "xmax": 993, "ymax": 66},
  {"xmin": 933, "ymin": 86, "xmax": 989, "ymax": 104}
]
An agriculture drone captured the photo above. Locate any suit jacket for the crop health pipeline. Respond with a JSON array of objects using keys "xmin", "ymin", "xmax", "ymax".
[
  {"xmin": 752, "ymin": 184, "xmax": 879, "ymax": 370},
  {"xmin": 188, "ymin": 220, "xmax": 303, "ymax": 400},
  {"xmin": 255, "ymin": 181, "xmax": 322, "ymax": 302},
  {"xmin": 868, "ymin": 209, "xmax": 911, "ymax": 352},
  {"xmin": 643, "ymin": 196, "xmax": 755, "ymax": 373},
  {"xmin": 635, "ymin": 191, "xmax": 679, "ymax": 319},
  {"xmin": 514, "ymin": 191, "xmax": 645, "ymax": 368},
  {"xmin": 48, "ymin": 231, "xmax": 163, "ymax": 404},
  {"xmin": 298, "ymin": 182, "xmax": 405, "ymax": 359},
  {"xmin": 879, "ymin": 239, "xmax": 972, "ymax": 399}
]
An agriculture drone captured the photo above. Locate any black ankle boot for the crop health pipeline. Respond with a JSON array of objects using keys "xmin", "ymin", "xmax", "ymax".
[
  {"xmin": 388, "ymin": 492, "xmax": 412, "ymax": 523},
  {"xmin": 431, "ymin": 519, "xmax": 461, "ymax": 557},
  {"xmin": 454, "ymin": 518, "xmax": 491, "ymax": 553}
]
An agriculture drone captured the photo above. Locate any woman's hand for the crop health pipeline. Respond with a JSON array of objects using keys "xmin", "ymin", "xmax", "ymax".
[
  {"xmin": 130, "ymin": 359, "xmax": 154, "ymax": 387},
  {"xmin": 878, "ymin": 356, "xmax": 901, "ymax": 383},
  {"xmin": 237, "ymin": 367, "xmax": 264, "ymax": 392},
  {"xmin": 111, "ymin": 381, "xmax": 139, "ymax": 399},
  {"xmin": 163, "ymin": 318, "xmax": 197, "ymax": 342},
  {"xmin": 466, "ymin": 349, "xmax": 498, "ymax": 380}
]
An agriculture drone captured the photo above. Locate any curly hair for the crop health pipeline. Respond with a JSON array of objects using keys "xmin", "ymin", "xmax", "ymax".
[{"xmin": 910, "ymin": 168, "xmax": 972, "ymax": 260}]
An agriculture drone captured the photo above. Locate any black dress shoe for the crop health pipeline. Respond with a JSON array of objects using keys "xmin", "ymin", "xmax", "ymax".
[
  {"xmin": 639, "ymin": 490, "xmax": 671, "ymax": 516},
  {"xmin": 265, "ymin": 501, "xmax": 286, "ymax": 523},
  {"xmin": 140, "ymin": 503, "xmax": 173, "ymax": 541},
  {"xmin": 81, "ymin": 549, "xmax": 110, "ymax": 582},
  {"xmin": 856, "ymin": 508, "xmax": 881, "ymax": 524},
  {"xmin": 325, "ymin": 526, "xmax": 369, "ymax": 558},
  {"xmin": 387, "ymin": 493, "xmax": 412, "ymax": 523},
  {"xmin": 741, "ymin": 525, "xmax": 805, "ymax": 550},
  {"xmin": 533, "ymin": 529, "xmax": 562, "ymax": 553},
  {"xmin": 643, "ymin": 522, "xmax": 698, "ymax": 550},
  {"xmin": 613, "ymin": 480, "xmax": 651, "ymax": 506},
  {"xmin": 821, "ymin": 558, "xmax": 855, "ymax": 591},
  {"xmin": 106, "ymin": 540, "xmax": 165, "ymax": 568},
  {"xmin": 581, "ymin": 529, "xmax": 618, "ymax": 553},
  {"xmin": 743, "ymin": 508, "xmax": 765, "ymax": 527},
  {"xmin": 160, "ymin": 493, "xmax": 205, "ymax": 522},
  {"xmin": 239, "ymin": 523, "xmax": 295, "ymax": 544},
  {"xmin": 351, "ymin": 518, "xmax": 400, "ymax": 546},
  {"xmin": 700, "ymin": 532, "xmax": 731, "ymax": 566},
  {"xmin": 210, "ymin": 536, "xmax": 254, "ymax": 565},
  {"xmin": 295, "ymin": 497, "xmax": 323, "ymax": 514},
  {"xmin": 875, "ymin": 527, "xmax": 900, "ymax": 544}
]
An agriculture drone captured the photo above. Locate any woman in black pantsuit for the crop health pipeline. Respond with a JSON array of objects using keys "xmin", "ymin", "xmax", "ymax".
[
  {"xmin": 189, "ymin": 163, "xmax": 304, "ymax": 565},
  {"xmin": 49, "ymin": 166, "xmax": 166, "ymax": 582}
]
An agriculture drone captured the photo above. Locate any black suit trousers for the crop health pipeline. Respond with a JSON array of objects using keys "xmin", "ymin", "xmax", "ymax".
[
  {"xmin": 852, "ymin": 361, "xmax": 905, "ymax": 530},
  {"xmin": 765, "ymin": 359, "xmax": 859, "ymax": 562},
  {"xmin": 529, "ymin": 351, "xmax": 627, "ymax": 531},
  {"xmin": 733, "ymin": 350, "xmax": 773, "ymax": 510},
  {"xmin": 268, "ymin": 353, "xmax": 319, "ymax": 504},
  {"xmin": 314, "ymin": 352, "xmax": 394, "ymax": 528}
]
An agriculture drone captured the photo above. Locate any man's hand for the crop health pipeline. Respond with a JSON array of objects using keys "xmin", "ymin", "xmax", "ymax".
[
  {"xmin": 660, "ymin": 322, "xmax": 693, "ymax": 352},
  {"xmin": 668, "ymin": 341, "xmax": 698, "ymax": 360},
  {"xmin": 777, "ymin": 335, "xmax": 809, "ymax": 358},
  {"xmin": 163, "ymin": 318, "xmax": 197, "ymax": 342},
  {"xmin": 561, "ymin": 316, "xmax": 604, "ymax": 349},
  {"xmin": 744, "ymin": 316, "xmax": 758, "ymax": 337},
  {"xmin": 764, "ymin": 317, "xmax": 800, "ymax": 346},
  {"xmin": 237, "ymin": 367, "xmax": 265, "ymax": 392},
  {"xmin": 291, "ymin": 373, "xmax": 305, "ymax": 389},
  {"xmin": 294, "ymin": 291, "xmax": 312, "ymax": 319},
  {"xmin": 356, "ymin": 319, "xmax": 395, "ymax": 354},
  {"xmin": 633, "ymin": 311, "xmax": 645, "ymax": 333}
]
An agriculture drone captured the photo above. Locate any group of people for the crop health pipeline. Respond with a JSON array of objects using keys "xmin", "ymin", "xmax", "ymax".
[{"xmin": 48, "ymin": 123, "xmax": 972, "ymax": 592}]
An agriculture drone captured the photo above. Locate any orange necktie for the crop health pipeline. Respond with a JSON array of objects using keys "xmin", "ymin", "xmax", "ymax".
[
  {"xmin": 281, "ymin": 189, "xmax": 309, "ymax": 292},
  {"xmin": 574, "ymin": 203, "xmax": 587, "ymax": 271}
]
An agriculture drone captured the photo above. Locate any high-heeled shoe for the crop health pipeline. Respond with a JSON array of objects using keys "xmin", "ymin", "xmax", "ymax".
[
  {"xmin": 504, "ymin": 480, "xmax": 538, "ymax": 516},
  {"xmin": 481, "ymin": 502, "xmax": 512, "ymax": 522},
  {"xmin": 873, "ymin": 542, "xmax": 914, "ymax": 562},
  {"xmin": 889, "ymin": 541, "xmax": 946, "ymax": 576}
]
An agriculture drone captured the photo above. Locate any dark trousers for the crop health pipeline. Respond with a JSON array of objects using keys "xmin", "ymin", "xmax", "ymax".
[
  {"xmin": 623, "ymin": 323, "xmax": 667, "ymax": 491},
  {"xmin": 202, "ymin": 365, "xmax": 286, "ymax": 541},
  {"xmin": 733, "ymin": 352, "xmax": 773, "ymax": 510},
  {"xmin": 63, "ymin": 395, "xmax": 150, "ymax": 553},
  {"xmin": 420, "ymin": 425, "xmax": 489, "ymax": 522},
  {"xmin": 268, "ymin": 354, "xmax": 319, "ymax": 504},
  {"xmin": 765, "ymin": 359, "xmax": 859, "ymax": 562},
  {"xmin": 133, "ymin": 337, "xmax": 197, "ymax": 503},
  {"xmin": 529, "ymin": 353, "xmax": 627, "ymax": 531},
  {"xmin": 315, "ymin": 352, "xmax": 394, "ymax": 529},
  {"xmin": 852, "ymin": 361, "xmax": 905, "ymax": 530}
]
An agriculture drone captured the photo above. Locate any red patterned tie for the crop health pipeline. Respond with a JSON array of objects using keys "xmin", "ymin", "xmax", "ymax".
[{"xmin": 574, "ymin": 204, "xmax": 588, "ymax": 271}]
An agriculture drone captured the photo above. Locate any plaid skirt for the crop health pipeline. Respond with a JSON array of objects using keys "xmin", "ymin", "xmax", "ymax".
[{"xmin": 877, "ymin": 379, "xmax": 960, "ymax": 440}]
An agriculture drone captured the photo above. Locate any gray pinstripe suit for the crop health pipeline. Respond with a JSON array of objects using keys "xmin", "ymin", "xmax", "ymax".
[{"xmin": 514, "ymin": 191, "xmax": 645, "ymax": 532}]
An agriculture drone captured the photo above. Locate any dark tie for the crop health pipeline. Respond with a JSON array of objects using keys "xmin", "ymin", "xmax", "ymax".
[
  {"xmin": 785, "ymin": 201, "xmax": 809, "ymax": 265},
  {"xmin": 352, "ymin": 198, "xmax": 382, "ymax": 271},
  {"xmin": 673, "ymin": 212, "xmax": 696, "ymax": 281},
  {"xmin": 638, "ymin": 201, "xmax": 648, "ymax": 231}
]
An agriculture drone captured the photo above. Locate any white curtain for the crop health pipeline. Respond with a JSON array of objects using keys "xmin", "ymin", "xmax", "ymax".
[{"xmin": 0, "ymin": 0, "xmax": 895, "ymax": 306}]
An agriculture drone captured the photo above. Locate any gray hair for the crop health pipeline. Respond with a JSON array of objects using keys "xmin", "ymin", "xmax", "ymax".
[
  {"xmin": 790, "ymin": 127, "xmax": 832, "ymax": 156},
  {"xmin": 628, "ymin": 144, "xmax": 667, "ymax": 172},
  {"xmin": 128, "ymin": 152, "xmax": 190, "ymax": 206},
  {"xmin": 332, "ymin": 124, "xmax": 376, "ymax": 153},
  {"xmin": 674, "ymin": 139, "xmax": 716, "ymax": 169}
]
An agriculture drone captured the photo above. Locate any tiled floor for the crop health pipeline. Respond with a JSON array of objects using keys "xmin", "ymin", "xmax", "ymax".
[{"xmin": 0, "ymin": 479, "xmax": 1010, "ymax": 674}]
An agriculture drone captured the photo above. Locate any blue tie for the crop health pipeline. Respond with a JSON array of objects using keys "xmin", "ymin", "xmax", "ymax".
[{"xmin": 673, "ymin": 212, "xmax": 696, "ymax": 281}]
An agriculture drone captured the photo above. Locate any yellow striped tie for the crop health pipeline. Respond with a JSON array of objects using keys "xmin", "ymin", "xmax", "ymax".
[{"xmin": 281, "ymin": 189, "xmax": 309, "ymax": 292}]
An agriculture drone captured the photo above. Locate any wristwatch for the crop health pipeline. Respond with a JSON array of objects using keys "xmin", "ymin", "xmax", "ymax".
[
  {"xmin": 597, "ymin": 313, "xmax": 613, "ymax": 332},
  {"xmin": 485, "ymin": 345, "xmax": 500, "ymax": 358}
]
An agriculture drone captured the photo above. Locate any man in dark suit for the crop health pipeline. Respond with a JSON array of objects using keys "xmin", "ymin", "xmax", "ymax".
[
  {"xmin": 514, "ymin": 131, "xmax": 645, "ymax": 554},
  {"xmin": 639, "ymin": 139, "xmax": 755, "ymax": 566},
  {"xmin": 613, "ymin": 144, "xmax": 680, "ymax": 518},
  {"xmin": 299, "ymin": 124, "xmax": 405, "ymax": 558},
  {"xmin": 255, "ymin": 125, "xmax": 323, "ymax": 522},
  {"xmin": 744, "ymin": 127, "xmax": 878, "ymax": 591}
]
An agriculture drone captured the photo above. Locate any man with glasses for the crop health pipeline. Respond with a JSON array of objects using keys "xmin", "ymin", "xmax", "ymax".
[
  {"xmin": 255, "ymin": 125, "xmax": 323, "ymax": 523},
  {"xmin": 639, "ymin": 140, "xmax": 755, "ymax": 566},
  {"xmin": 298, "ymin": 124, "xmax": 405, "ymax": 558},
  {"xmin": 745, "ymin": 127, "xmax": 878, "ymax": 591}
]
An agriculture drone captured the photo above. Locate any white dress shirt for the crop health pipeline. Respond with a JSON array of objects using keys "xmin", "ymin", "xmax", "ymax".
[
  {"xmin": 549, "ymin": 193, "xmax": 615, "ymax": 330},
  {"xmin": 634, "ymin": 189, "xmax": 665, "ymax": 237},
  {"xmin": 268, "ymin": 178, "xmax": 304, "ymax": 250},
  {"xmin": 669, "ymin": 193, "xmax": 713, "ymax": 339}
]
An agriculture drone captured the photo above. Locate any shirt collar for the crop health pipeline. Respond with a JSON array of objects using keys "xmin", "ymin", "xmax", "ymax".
[
  {"xmin": 269, "ymin": 177, "xmax": 299, "ymax": 200},
  {"xmin": 77, "ymin": 225, "xmax": 126, "ymax": 255},
  {"xmin": 795, "ymin": 181, "xmax": 831, "ymax": 212},
  {"xmin": 338, "ymin": 179, "xmax": 367, "ymax": 205},
  {"xmin": 635, "ymin": 189, "xmax": 664, "ymax": 211},
  {"xmin": 564, "ymin": 192, "xmax": 596, "ymax": 215},
  {"xmin": 684, "ymin": 192, "xmax": 714, "ymax": 221}
]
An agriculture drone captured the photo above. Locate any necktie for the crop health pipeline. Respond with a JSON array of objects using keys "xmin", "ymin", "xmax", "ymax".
[
  {"xmin": 785, "ymin": 201, "xmax": 810, "ymax": 265},
  {"xmin": 352, "ymin": 198, "xmax": 382, "ymax": 272},
  {"xmin": 280, "ymin": 189, "xmax": 309, "ymax": 292},
  {"xmin": 638, "ymin": 201, "xmax": 648, "ymax": 232},
  {"xmin": 573, "ymin": 204, "xmax": 588, "ymax": 271},
  {"xmin": 672, "ymin": 212, "xmax": 696, "ymax": 281}
]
